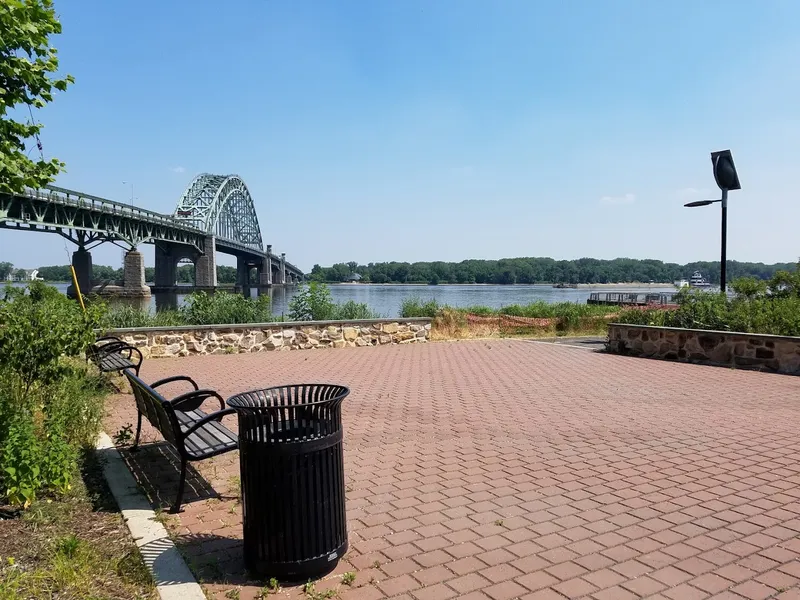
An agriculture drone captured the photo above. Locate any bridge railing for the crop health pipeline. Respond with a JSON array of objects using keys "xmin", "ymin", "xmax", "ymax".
[
  {"xmin": 29, "ymin": 186, "xmax": 205, "ymax": 233},
  {"xmin": 20, "ymin": 186, "xmax": 301, "ymax": 270}
]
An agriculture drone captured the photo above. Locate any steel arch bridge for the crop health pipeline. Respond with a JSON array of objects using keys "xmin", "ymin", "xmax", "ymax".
[
  {"xmin": 173, "ymin": 174, "xmax": 264, "ymax": 252},
  {"xmin": 0, "ymin": 172, "xmax": 306, "ymax": 289}
]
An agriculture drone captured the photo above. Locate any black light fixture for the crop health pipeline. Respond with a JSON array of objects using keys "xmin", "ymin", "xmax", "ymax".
[{"xmin": 684, "ymin": 150, "xmax": 741, "ymax": 292}]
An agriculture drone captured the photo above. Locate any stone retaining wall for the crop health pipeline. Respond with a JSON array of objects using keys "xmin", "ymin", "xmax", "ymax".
[
  {"xmin": 606, "ymin": 323, "xmax": 800, "ymax": 374},
  {"xmin": 107, "ymin": 318, "xmax": 431, "ymax": 359}
]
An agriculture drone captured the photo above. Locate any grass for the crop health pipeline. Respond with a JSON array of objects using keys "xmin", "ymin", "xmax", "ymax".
[
  {"xmin": 100, "ymin": 304, "xmax": 185, "ymax": 329},
  {"xmin": 0, "ymin": 451, "xmax": 156, "ymax": 600}
]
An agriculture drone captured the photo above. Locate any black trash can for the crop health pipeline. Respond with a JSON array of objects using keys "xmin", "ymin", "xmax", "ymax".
[{"xmin": 227, "ymin": 384, "xmax": 350, "ymax": 580}]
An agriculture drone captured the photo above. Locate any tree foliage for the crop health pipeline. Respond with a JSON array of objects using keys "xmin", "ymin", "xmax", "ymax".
[
  {"xmin": 0, "ymin": 0, "xmax": 74, "ymax": 193},
  {"xmin": 33, "ymin": 263, "xmax": 238, "ymax": 284},
  {"xmin": 309, "ymin": 257, "xmax": 797, "ymax": 286}
]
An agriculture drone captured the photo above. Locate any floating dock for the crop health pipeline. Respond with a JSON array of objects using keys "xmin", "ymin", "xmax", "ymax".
[{"xmin": 587, "ymin": 292, "xmax": 677, "ymax": 306}]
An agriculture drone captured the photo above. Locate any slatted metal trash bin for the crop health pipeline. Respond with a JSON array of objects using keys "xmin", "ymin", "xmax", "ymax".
[{"xmin": 227, "ymin": 384, "xmax": 350, "ymax": 580}]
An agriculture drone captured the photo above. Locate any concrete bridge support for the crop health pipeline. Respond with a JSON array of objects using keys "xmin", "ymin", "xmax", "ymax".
[
  {"xmin": 279, "ymin": 253, "xmax": 287, "ymax": 285},
  {"xmin": 259, "ymin": 257, "xmax": 272, "ymax": 286},
  {"xmin": 71, "ymin": 248, "xmax": 93, "ymax": 296},
  {"xmin": 195, "ymin": 236, "xmax": 217, "ymax": 287},
  {"xmin": 123, "ymin": 250, "xmax": 151, "ymax": 297},
  {"xmin": 236, "ymin": 257, "xmax": 251, "ymax": 289},
  {"xmin": 154, "ymin": 242, "xmax": 180, "ymax": 287},
  {"xmin": 259, "ymin": 245, "xmax": 273, "ymax": 286}
]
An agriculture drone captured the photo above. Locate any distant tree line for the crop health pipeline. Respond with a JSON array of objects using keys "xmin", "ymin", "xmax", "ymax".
[
  {"xmin": 308, "ymin": 258, "xmax": 797, "ymax": 285},
  {"xmin": 3, "ymin": 263, "xmax": 240, "ymax": 285}
]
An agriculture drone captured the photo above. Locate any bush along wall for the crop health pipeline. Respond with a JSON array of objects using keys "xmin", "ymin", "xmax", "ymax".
[
  {"xmin": 615, "ymin": 266, "xmax": 800, "ymax": 337},
  {"xmin": 0, "ymin": 283, "xmax": 106, "ymax": 507}
]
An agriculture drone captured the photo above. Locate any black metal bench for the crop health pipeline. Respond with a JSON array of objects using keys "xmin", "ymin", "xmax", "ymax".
[
  {"xmin": 87, "ymin": 336, "xmax": 143, "ymax": 376},
  {"xmin": 122, "ymin": 369, "xmax": 238, "ymax": 512}
]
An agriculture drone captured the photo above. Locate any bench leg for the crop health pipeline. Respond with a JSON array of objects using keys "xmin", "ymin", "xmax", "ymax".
[
  {"xmin": 171, "ymin": 458, "xmax": 188, "ymax": 513},
  {"xmin": 131, "ymin": 412, "xmax": 143, "ymax": 452}
]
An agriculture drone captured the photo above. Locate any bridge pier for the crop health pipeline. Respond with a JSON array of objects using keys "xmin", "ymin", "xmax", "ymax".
[
  {"xmin": 195, "ymin": 236, "xmax": 217, "ymax": 287},
  {"xmin": 154, "ymin": 242, "xmax": 180, "ymax": 287},
  {"xmin": 236, "ymin": 257, "xmax": 251, "ymax": 289},
  {"xmin": 279, "ymin": 253, "xmax": 287, "ymax": 285},
  {"xmin": 70, "ymin": 248, "xmax": 93, "ymax": 297},
  {"xmin": 122, "ymin": 250, "xmax": 151, "ymax": 297},
  {"xmin": 259, "ymin": 257, "xmax": 272, "ymax": 286},
  {"xmin": 259, "ymin": 244, "xmax": 273, "ymax": 286}
]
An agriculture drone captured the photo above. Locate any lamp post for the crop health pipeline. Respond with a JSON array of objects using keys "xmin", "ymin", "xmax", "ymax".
[
  {"xmin": 122, "ymin": 181, "xmax": 134, "ymax": 211},
  {"xmin": 684, "ymin": 150, "xmax": 741, "ymax": 292}
]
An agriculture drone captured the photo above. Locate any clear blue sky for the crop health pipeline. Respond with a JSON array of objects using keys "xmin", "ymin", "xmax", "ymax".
[{"xmin": 7, "ymin": 0, "xmax": 800, "ymax": 271}]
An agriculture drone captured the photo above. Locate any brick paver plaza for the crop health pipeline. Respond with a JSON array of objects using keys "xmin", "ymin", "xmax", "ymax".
[{"xmin": 104, "ymin": 339, "xmax": 800, "ymax": 600}]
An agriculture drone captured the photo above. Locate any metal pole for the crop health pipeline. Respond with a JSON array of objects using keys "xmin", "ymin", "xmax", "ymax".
[{"xmin": 720, "ymin": 188, "xmax": 728, "ymax": 293}]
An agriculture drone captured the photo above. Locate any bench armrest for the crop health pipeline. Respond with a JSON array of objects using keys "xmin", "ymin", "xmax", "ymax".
[
  {"xmin": 151, "ymin": 375, "xmax": 199, "ymax": 391},
  {"xmin": 171, "ymin": 389, "xmax": 225, "ymax": 412},
  {"xmin": 114, "ymin": 343, "xmax": 143, "ymax": 365},
  {"xmin": 181, "ymin": 408, "xmax": 237, "ymax": 438},
  {"xmin": 87, "ymin": 341, "xmax": 143, "ymax": 368}
]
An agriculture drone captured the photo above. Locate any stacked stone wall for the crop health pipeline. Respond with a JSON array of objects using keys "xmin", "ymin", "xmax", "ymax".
[
  {"xmin": 606, "ymin": 324, "xmax": 800, "ymax": 374},
  {"xmin": 106, "ymin": 319, "xmax": 432, "ymax": 358}
]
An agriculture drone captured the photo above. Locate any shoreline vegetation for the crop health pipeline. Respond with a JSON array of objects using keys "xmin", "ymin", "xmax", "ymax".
[
  {"xmin": 3, "ymin": 257, "xmax": 796, "ymax": 287},
  {"xmin": 308, "ymin": 257, "xmax": 795, "ymax": 286}
]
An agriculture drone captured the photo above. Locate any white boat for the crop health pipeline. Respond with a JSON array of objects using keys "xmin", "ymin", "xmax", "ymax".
[
  {"xmin": 689, "ymin": 271, "xmax": 711, "ymax": 288},
  {"xmin": 674, "ymin": 279, "xmax": 689, "ymax": 288}
]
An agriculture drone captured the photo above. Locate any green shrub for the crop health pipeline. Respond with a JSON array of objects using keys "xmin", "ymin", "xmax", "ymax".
[
  {"xmin": 615, "ymin": 278, "xmax": 800, "ymax": 336},
  {"xmin": 287, "ymin": 282, "xmax": 337, "ymax": 321},
  {"xmin": 0, "ymin": 283, "xmax": 106, "ymax": 508},
  {"xmin": 400, "ymin": 297, "xmax": 441, "ymax": 318},
  {"xmin": 332, "ymin": 300, "xmax": 381, "ymax": 320},
  {"xmin": 0, "ymin": 282, "xmax": 103, "ymax": 393},
  {"xmin": 180, "ymin": 291, "xmax": 274, "ymax": 325},
  {"xmin": 615, "ymin": 307, "xmax": 670, "ymax": 327}
]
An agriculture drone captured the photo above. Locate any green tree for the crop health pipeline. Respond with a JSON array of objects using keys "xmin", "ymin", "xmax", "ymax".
[
  {"xmin": 0, "ymin": 261, "xmax": 13, "ymax": 279},
  {"xmin": 0, "ymin": 0, "xmax": 74, "ymax": 193}
]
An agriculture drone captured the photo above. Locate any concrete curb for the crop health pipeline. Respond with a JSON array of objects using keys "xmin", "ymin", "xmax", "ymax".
[{"xmin": 96, "ymin": 432, "xmax": 206, "ymax": 600}]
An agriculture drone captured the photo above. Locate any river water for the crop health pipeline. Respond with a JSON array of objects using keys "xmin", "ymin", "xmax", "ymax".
[{"xmin": 13, "ymin": 282, "xmax": 676, "ymax": 318}]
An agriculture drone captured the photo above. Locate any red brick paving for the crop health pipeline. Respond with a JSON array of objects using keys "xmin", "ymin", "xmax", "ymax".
[{"xmin": 103, "ymin": 339, "xmax": 800, "ymax": 599}]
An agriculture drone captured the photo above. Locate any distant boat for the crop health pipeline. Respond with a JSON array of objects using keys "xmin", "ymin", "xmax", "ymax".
[
  {"xmin": 689, "ymin": 271, "xmax": 711, "ymax": 288},
  {"xmin": 674, "ymin": 279, "xmax": 689, "ymax": 288},
  {"xmin": 553, "ymin": 283, "xmax": 578, "ymax": 289}
]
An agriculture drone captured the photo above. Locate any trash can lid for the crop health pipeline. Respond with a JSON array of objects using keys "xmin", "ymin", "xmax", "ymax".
[{"xmin": 227, "ymin": 383, "xmax": 349, "ymax": 410}]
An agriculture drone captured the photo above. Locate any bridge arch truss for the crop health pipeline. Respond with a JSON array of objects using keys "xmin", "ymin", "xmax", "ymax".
[{"xmin": 174, "ymin": 174, "xmax": 264, "ymax": 251}]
